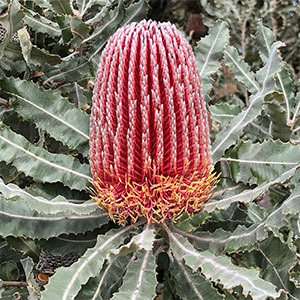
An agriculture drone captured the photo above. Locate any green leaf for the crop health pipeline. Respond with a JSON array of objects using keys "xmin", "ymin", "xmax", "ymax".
[
  {"xmin": 212, "ymin": 41, "xmax": 283, "ymax": 162},
  {"xmin": 204, "ymin": 165, "xmax": 299, "ymax": 212},
  {"xmin": 226, "ymin": 140, "xmax": 300, "ymax": 185},
  {"xmin": 49, "ymin": 0, "xmax": 72, "ymax": 15},
  {"xmin": 209, "ymin": 103, "xmax": 242, "ymax": 127},
  {"xmin": 0, "ymin": 261, "xmax": 19, "ymax": 281},
  {"xmin": 41, "ymin": 224, "xmax": 143, "ymax": 300},
  {"xmin": 111, "ymin": 250, "xmax": 157, "ymax": 300},
  {"xmin": 30, "ymin": 45, "xmax": 62, "ymax": 66},
  {"xmin": 256, "ymin": 22, "xmax": 277, "ymax": 64},
  {"xmin": 167, "ymin": 229, "xmax": 281, "ymax": 300},
  {"xmin": 23, "ymin": 9, "xmax": 61, "ymax": 37},
  {"xmin": 174, "ymin": 223, "xmax": 267, "ymax": 255},
  {"xmin": 43, "ymin": 57, "xmax": 92, "ymax": 87},
  {"xmin": 0, "ymin": 77, "xmax": 90, "ymax": 157},
  {"xmin": 17, "ymin": 27, "xmax": 32, "ymax": 66},
  {"xmin": 0, "ymin": 0, "xmax": 24, "ymax": 59},
  {"xmin": 111, "ymin": 224, "xmax": 156, "ymax": 258},
  {"xmin": 75, "ymin": 255, "xmax": 132, "ymax": 300},
  {"xmin": 0, "ymin": 124, "xmax": 91, "ymax": 190},
  {"xmin": 84, "ymin": 0, "xmax": 124, "ymax": 60},
  {"xmin": 85, "ymin": 0, "xmax": 148, "ymax": 61},
  {"xmin": 1, "ymin": 41, "xmax": 61, "ymax": 66},
  {"xmin": 258, "ymin": 238, "xmax": 299, "ymax": 299},
  {"xmin": 201, "ymin": 176, "xmax": 300, "ymax": 254},
  {"xmin": 224, "ymin": 45, "xmax": 259, "ymax": 93},
  {"xmin": 265, "ymin": 184, "xmax": 300, "ymax": 233},
  {"xmin": 195, "ymin": 20, "xmax": 229, "ymax": 100},
  {"xmin": 264, "ymin": 93, "xmax": 292, "ymax": 142},
  {"xmin": 257, "ymin": 22, "xmax": 292, "ymax": 124},
  {"xmin": 170, "ymin": 258, "xmax": 223, "ymax": 300},
  {"xmin": 0, "ymin": 195, "xmax": 108, "ymax": 239},
  {"xmin": 70, "ymin": 17, "xmax": 91, "ymax": 47},
  {"xmin": 20, "ymin": 257, "xmax": 41, "ymax": 300},
  {"xmin": 196, "ymin": 20, "xmax": 229, "ymax": 78},
  {"xmin": 0, "ymin": 177, "xmax": 98, "ymax": 215},
  {"xmin": 121, "ymin": 0, "xmax": 149, "ymax": 25}
]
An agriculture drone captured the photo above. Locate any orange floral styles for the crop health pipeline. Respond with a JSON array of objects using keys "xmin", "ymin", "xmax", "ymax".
[{"xmin": 89, "ymin": 20, "xmax": 218, "ymax": 225}]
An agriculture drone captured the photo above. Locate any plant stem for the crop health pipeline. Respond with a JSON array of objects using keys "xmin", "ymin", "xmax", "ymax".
[{"xmin": 2, "ymin": 281, "xmax": 28, "ymax": 287}]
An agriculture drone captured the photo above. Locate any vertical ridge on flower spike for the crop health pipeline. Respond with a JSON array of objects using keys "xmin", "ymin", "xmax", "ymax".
[{"xmin": 90, "ymin": 20, "xmax": 218, "ymax": 225}]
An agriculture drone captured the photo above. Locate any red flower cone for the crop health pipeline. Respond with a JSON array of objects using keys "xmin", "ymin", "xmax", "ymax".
[{"xmin": 90, "ymin": 20, "xmax": 217, "ymax": 225}]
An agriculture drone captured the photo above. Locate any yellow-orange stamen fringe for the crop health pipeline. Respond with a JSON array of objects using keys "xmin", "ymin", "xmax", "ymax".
[{"xmin": 89, "ymin": 167, "xmax": 219, "ymax": 226}]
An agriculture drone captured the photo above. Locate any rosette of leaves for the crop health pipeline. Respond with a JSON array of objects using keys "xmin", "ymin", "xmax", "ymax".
[{"xmin": 0, "ymin": 1, "xmax": 299, "ymax": 299}]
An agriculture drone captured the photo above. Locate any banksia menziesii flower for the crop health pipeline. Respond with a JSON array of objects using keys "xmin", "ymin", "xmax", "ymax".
[{"xmin": 90, "ymin": 20, "xmax": 217, "ymax": 225}]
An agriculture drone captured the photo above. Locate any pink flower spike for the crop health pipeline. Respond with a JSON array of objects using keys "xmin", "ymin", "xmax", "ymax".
[{"xmin": 89, "ymin": 20, "xmax": 218, "ymax": 225}]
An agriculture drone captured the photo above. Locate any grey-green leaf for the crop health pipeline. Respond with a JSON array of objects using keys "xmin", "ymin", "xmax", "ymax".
[
  {"xmin": 212, "ymin": 41, "xmax": 283, "ymax": 162},
  {"xmin": 0, "ymin": 124, "xmax": 91, "ymax": 190},
  {"xmin": 226, "ymin": 140, "xmax": 300, "ymax": 185},
  {"xmin": 0, "ymin": 177, "xmax": 98, "ymax": 215},
  {"xmin": 205, "ymin": 165, "xmax": 299, "ymax": 212},
  {"xmin": 23, "ymin": 9, "xmax": 61, "ymax": 37},
  {"xmin": 196, "ymin": 20, "xmax": 229, "ymax": 78},
  {"xmin": 0, "ymin": 77, "xmax": 90, "ymax": 156},
  {"xmin": 0, "ymin": 195, "xmax": 108, "ymax": 239},
  {"xmin": 224, "ymin": 45, "xmax": 259, "ymax": 93},
  {"xmin": 111, "ymin": 250, "xmax": 157, "ymax": 300},
  {"xmin": 41, "ymin": 225, "xmax": 142, "ymax": 300},
  {"xmin": 167, "ymin": 230, "xmax": 281, "ymax": 300},
  {"xmin": 20, "ymin": 257, "xmax": 41, "ymax": 300},
  {"xmin": 170, "ymin": 258, "xmax": 223, "ymax": 300}
]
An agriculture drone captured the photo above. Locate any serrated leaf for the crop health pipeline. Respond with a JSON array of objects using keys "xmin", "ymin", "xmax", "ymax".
[
  {"xmin": 85, "ymin": 0, "xmax": 148, "ymax": 61},
  {"xmin": 212, "ymin": 41, "xmax": 283, "ymax": 162},
  {"xmin": 224, "ymin": 44, "xmax": 259, "ymax": 93},
  {"xmin": 0, "ymin": 77, "xmax": 90, "ymax": 156},
  {"xmin": 258, "ymin": 238, "xmax": 300, "ymax": 299},
  {"xmin": 84, "ymin": 0, "xmax": 123, "ymax": 60},
  {"xmin": 17, "ymin": 27, "xmax": 32, "ymax": 66},
  {"xmin": 30, "ymin": 44, "xmax": 62, "ymax": 65},
  {"xmin": 49, "ymin": 0, "xmax": 72, "ymax": 14},
  {"xmin": 257, "ymin": 22, "xmax": 292, "ymax": 124},
  {"xmin": 20, "ymin": 257, "xmax": 41, "ymax": 300},
  {"xmin": 209, "ymin": 103, "xmax": 242, "ymax": 127},
  {"xmin": 170, "ymin": 258, "xmax": 223, "ymax": 300},
  {"xmin": 226, "ymin": 140, "xmax": 300, "ymax": 185},
  {"xmin": 0, "ymin": 177, "xmax": 98, "ymax": 215},
  {"xmin": 204, "ymin": 165, "xmax": 299, "ymax": 212},
  {"xmin": 1, "ymin": 41, "xmax": 61, "ymax": 66},
  {"xmin": 256, "ymin": 22, "xmax": 277, "ymax": 64},
  {"xmin": 196, "ymin": 20, "xmax": 229, "ymax": 101},
  {"xmin": 0, "ymin": 195, "xmax": 108, "ymax": 239},
  {"xmin": 0, "ymin": 0, "xmax": 24, "ymax": 59},
  {"xmin": 196, "ymin": 20, "xmax": 229, "ymax": 78},
  {"xmin": 111, "ymin": 224, "xmax": 156, "ymax": 258},
  {"xmin": 202, "ymin": 175, "xmax": 300, "ymax": 252},
  {"xmin": 266, "ymin": 184, "xmax": 300, "ymax": 232},
  {"xmin": 264, "ymin": 96, "xmax": 292, "ymax": 141},
  {"xmin": 85, "ymin": 0, "xmax": 117, "ymax": 25},
  {"xmin": 178, "ymin": 224, "xmax": 267, "ymax": 255},
  {"xmin": 23, "ymin": 9, "xmax": 61, "ymax": 37},
  {"xmin": 41, "ymin": 224, "xmax": 143, "ymax": 300},
  {"xmin": 167, "ymin": 230, "xmax": 281, "ymax": 300},
  {"xmin": 111, "ymin": 250, "xmax": 157, "ymax": 300},
  {"xmin": 43, "ymin": 57, "xmax": 92, "ymax": 86},
  {"xmin": 70, "ymin": 17, "xmax": 91, "ymax": 47},
  {"xmin": 0, "ymin": 124, "xmax": 91, "ymax": 190},
  {"xmin": 75, "ymin": 255, "xmax": 132, "ymax": 300},
  {"xmin": 121, "ymin": 0, "xmax": 149, "ymax": 25}
]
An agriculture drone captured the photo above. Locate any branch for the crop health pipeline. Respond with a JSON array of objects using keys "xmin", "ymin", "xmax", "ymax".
[{"xmin": 2, "ymin": 281, "xmax": 28, "ymax": 287}]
